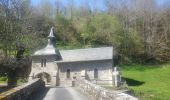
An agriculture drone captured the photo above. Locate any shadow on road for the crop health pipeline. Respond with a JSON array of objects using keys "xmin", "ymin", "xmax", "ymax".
[
  {"xmin": 26, "ymin": 86, "xmax": 90, "ymax": 100},
  {"xmin": 27, "ymin": 87, "xmax": 50, "ymax": 100}
]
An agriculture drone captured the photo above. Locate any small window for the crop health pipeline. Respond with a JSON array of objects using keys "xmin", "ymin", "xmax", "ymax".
[
  {"xmin": 44, "ymin": 59, "xmax": 46, "ymax": 67},
  {"xmin": 66, "ymin": 69, "xmax": 71, "ymax": 78},
  {"xmin": 94, "ymin": 68, "xmax": 98, "ymax": 79},
  {"xmin": 41, "ymin": 59, "xmax": 43, "ymax": 67}
]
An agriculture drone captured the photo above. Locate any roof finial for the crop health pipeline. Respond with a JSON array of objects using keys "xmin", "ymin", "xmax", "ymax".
[{"xmin": 48, "ymin": 27, "xmax": 55, "ymax": 38}]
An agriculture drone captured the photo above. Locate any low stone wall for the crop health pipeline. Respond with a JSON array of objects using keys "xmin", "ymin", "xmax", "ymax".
[
  {"xmin": 76, "ymin": 80, "xmax": 138, "ymax": 100},
  {"xmin": 90, "ymin": 80, "xmax": 112, "ymax": 85},
  {"xmin": 0, "ymin": 79, "xmax": 45, "ymax": 100}
]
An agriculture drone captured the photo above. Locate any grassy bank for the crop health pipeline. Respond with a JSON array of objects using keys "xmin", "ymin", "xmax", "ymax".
[
  {"xmin": 0, "ymin": 77, "xmax": 7, "ymax": 84},
  {"xmin": 0, "ymin": 77, "xmax": 25, "ymax": 85},
  {"xmin": 121, "ymin": 63, "xmax": 170, "ymax": 100},
  {"xmin": 0, "ymin": 81, "xmax": 6, "ymax": 84}
]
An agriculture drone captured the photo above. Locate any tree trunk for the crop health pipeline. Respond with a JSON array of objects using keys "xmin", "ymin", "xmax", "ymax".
[{"xmin": 7, "ymin": 70, "xmax": 17, "ymax": 86}]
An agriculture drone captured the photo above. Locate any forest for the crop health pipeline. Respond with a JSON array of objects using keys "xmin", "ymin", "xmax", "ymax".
[{"xmin": 0, "ymin": 0, "xmax": 170, "ymax": 64}]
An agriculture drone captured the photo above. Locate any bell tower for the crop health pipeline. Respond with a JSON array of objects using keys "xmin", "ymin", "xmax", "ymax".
[
  {"xmin": 29, "ymin": 27, "xmax": 62, "ymax": 86},
  {"xmin": 47, "ymin": 27, "xmax": 56, "ymax": 46}
]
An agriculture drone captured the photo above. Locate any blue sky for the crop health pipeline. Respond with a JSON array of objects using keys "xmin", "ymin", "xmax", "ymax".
[
  {"xmin": 157, "ymin": 0, "xmax": 170, "ymax": 5},
  {"xmin": 31, "ymin": 0, "xmax": 170, "ymax": 10},
  {"xmin": 31, "ymin": 0, "xmax": 105, "ymax": 9}
]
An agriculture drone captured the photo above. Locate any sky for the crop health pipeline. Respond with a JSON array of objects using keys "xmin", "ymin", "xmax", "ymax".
[
  {"xmin": 31, "ymin": 0, "xmax": 106, "ymax": 10},
  {"xmin": 157, "ymin": 0, "xmax": 170, "ymax": 6},
  {"xmin": 31, "ymin": 0, "xmax": 170, "ymax": 10}
]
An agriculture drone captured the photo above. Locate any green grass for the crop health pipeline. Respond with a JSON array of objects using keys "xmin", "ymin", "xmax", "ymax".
[
  {"xmin": 0, "ymin": 81, "xmax": 6, "ymax": 84},
  {"xmin": 121, "ymin": 63, "xmax": 170, "ymax": 100},
  {"xmin": 0, "ymin": 77, "xmax": 26, "ymax": 85},
  {"xmin": 0, "ymin": 76, "xmax": 7, "ymax": 84}
]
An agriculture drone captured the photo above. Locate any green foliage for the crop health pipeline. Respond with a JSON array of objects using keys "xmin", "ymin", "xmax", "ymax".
[
  {"xmin": 121, "ymin": 63, "xmax": 170, "ymax": 100},
  {"xmin": 17, "ymin": 78, "xmax": 27, "ymax": 85},
  {"xmin": 55, "ymin": 14, "xmax": 80, "ymax": 45},
  {"xmin": 0, "ymin": 76, "xmax": 7, "ymax": 81},
  {"xmin": 90, "ymin": 14, "xmax": 122, "ymax": 45},
  {"xmin": 119, "ymin": 29, "xmax": 144, "ymax": 63},
  {"xmin": 74, "ymin": 14, "xmax": 123, "ymax": 46},
  {"xmin": 57, "ymin": 42, "xmax": 84, "ymax": 50},
  {"xmin": 71, "ymin": 14, "xmax": 144, "ymax": 63},
  {"xmin": 0, "ymin": 0, "xmax": 170, "ymax": 65}
]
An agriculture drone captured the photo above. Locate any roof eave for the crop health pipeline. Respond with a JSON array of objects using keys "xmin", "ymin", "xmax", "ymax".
[{"xmin": 55, "ymin": 58, "xmax": 112, "ymax": 63}]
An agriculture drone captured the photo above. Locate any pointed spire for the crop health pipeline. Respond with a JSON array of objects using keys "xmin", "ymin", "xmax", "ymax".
[
  {"xmin": 48, "ymin": 27, "xmax": 55, "ymax": 38},
  {"xmin": 47, "ymin": 27, "xmax": 56, "ymax": 46}
]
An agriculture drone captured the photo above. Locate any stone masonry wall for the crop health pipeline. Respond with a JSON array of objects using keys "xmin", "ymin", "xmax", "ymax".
[
  {"xmin": 76, "ymin": 79, "xmax": 138, "ymax": 100},
  {"xmin": 29, "ymin": 55, "xmax": 58, "ymax": 86},
  {"xmin": 0, "ymin": 79, "xmax": 45, "ymax": 100},
  {"xmin": 57, "ymin": 59, "xmax": 113, "ymax": 84}
]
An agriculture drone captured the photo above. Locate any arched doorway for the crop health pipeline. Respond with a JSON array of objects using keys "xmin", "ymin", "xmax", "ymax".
[{"xmin": 35, "ymin": 72, "xmax": 51, "ymax": 84}]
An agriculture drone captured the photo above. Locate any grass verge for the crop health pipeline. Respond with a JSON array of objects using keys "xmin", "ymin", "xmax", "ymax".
[{"xmin": 121, "ymin": 63, "xmax": 170, "ymax": 100}]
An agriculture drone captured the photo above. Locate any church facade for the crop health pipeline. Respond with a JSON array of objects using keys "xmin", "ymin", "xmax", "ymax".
[{"xmin": 29, "ymin": 28, "xmax": 114, "ymax": 86}]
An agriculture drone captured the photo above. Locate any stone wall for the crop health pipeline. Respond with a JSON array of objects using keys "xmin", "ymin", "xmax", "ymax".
[
  {"xmin": 0, "ymin": 79, "xmax": 45, "ymax": 100},
  {"xmin": 57, "ymin": 59, "xmax": 113, "ymax": 85},
  {"xmin": 76, "ymin": 79, "xmax": 138, "ymax": 100},
  {"xmin": 29, "ymin": 55, "xmax": 58, "ymax": 86}
]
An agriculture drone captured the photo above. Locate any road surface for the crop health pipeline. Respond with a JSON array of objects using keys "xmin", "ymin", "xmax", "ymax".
[{"xmin": 27, "ymin": 86, "xmax": 90, "ymax": 100}]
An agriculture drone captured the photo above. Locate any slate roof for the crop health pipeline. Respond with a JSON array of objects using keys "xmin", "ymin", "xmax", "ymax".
[
  {"xmin": 34, "ymin": 44, "xmax": 59, "ymax": 56},
  {"xmin": 59, "ymin": 47, "xmax": 113, "ymax": 62},
  {"xmin": 33, "ymin": 27, "xmax": 61, "ymax": 58}
]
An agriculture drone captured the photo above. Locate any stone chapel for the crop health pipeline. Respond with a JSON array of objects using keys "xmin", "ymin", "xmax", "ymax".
[{"xmin": 29, "ymin": 28, "xmax": 116, "ymax": 86}]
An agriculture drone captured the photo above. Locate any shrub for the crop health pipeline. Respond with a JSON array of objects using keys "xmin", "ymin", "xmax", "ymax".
[{"xmin": 0, "ymin": 76, "xmax": 7, "ymax": 81}]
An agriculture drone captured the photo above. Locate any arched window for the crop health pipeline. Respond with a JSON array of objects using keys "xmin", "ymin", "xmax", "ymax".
[
  {"xmin": 41, "ymin": 59, "xmax": 46, "ymax": 67},
  {"xmin": 66, "ymin": 69, "xmax": 71, "ymax": 79},
  {"xmin": 94, "ymin": 68, "xmax": 98, "ymax": 79}
]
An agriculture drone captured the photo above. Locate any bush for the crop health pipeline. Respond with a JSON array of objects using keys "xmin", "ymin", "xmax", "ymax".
[
  {"xmin": 17, "ymin": 78, "xmax": 27, "ymax": 83},
  {"xmin": 0, "ymin": 76, "xmax": 7, "ymax": 81}
]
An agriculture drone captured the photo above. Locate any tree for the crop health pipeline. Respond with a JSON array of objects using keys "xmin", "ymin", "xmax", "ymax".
[{"xmin": 0, "ymin": 0, "xmax": 32, "ymax": 86}]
